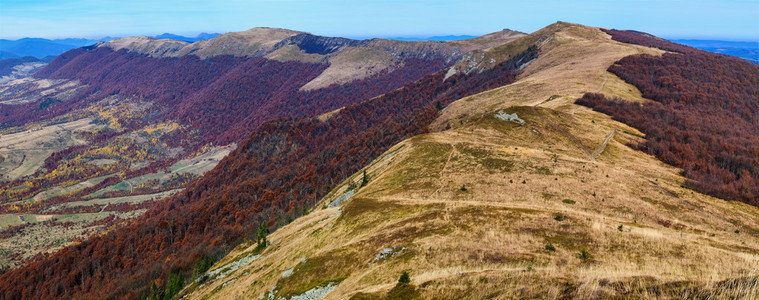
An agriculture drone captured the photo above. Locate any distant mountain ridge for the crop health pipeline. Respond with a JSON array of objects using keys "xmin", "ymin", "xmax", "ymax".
[
  {"xmin": 0, "ymin": 33, "xmax": 220, "ymax": 60},
  {"xmin": 669, "ymin": 39, "xmax": 759, "ymax": 64},
  {"xmin": 100, "ymin": 28, "xmax": 457, "ymax": 59},
  {"xmin": 95, "ymin": 28, "xmax": 524, "ymax": 91},
  {"xmin": 0, "ymin": 38, "xmax": 107, "ymax": 59},
  {"xmin": 389, "ymin": 35, "xmax": 478, "ymax": 41},
  {"xmin": 153, "ymin": 32, "xmax": 221, "ymax": 42},
  {"xmin": 15, "ymin": 27, "xmax": 525, "ymax": 144},
  {"xmin": 0, "ymin": 26, "xmax": 500, "ymax": 273}
]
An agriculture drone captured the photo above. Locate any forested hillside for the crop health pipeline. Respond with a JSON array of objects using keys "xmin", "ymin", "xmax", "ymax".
[
  {"xmin": 0, "ymin": 29, "xmax": 472, "ymax": 270},
  {"xmin": 578, "ymin": 30, "xmax": 759, "ymax": 205},
  {"xmin": 0, "ymin": 42, "xmax": 537, "ymax": 299},
  {"xmin": 6, "ymin": 47, "xmax": 450, "ymax": 145},
  {"xmin": 182, "ymin": 23, "xmax": 759, "ymax": 299},
  {"xmin": 3, "ymin": 23, "xmax": 758, "ymax": 300}
]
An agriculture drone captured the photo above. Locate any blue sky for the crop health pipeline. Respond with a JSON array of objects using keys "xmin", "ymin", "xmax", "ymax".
[{"xmin": 1, "ymin": 0, "xmax": 757, "ymax": 41}]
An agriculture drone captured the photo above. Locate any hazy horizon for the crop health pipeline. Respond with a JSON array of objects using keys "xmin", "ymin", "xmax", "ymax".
[
  {"xmin": 2, "ymin": 28, "xmax": 758, "ymax": 44},
  {"xmin": 1, "ymin": 0, "xmax": 757, "ymax": 41}
]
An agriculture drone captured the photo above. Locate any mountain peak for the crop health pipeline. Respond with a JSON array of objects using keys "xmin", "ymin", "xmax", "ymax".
[
  {"xmin": 236, "ymin": 27, "xmax": 305, "ymax": 36},
  {"xmin": 101, "ymin": 35, "xmax": 188, "ymax": 56},
  {"xmin": 447, "ymin": 28, "xmax": 527, "ymax": 52}
]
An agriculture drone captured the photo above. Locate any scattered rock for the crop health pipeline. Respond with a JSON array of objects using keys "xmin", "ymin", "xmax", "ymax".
[
  {"xmin": 443, "ymin": 67, "xmax": 457, "ymax": 81},
  {"xmin": 328, "ymin": 190, "xmax": 354, "ymax": 208},
  {"xmin": 282, "ymin": 267, "xmax": 294, "ymax": 279},
  {"xmin": 288, "ymin": 282, "xmax": 339, "ymax": 300},
  {"xmin": 518, "ymin": 58, "xmax": 535, "ymax": 70},
  {"xmin": 260, "ymin": 285, "xmax": 278, "ymax": 300},
  {"xmin": 374, "ymin": 247, "xmax": 394, "ymax": 262},
  {"xmin": 372, "ymin": 246, "xmax": 405, "ymax": 264},
  {"xmin": 199, "ymin": 252, "xmax": 261, "ymax": 286},
  {"xmin": 495, "ymin": 110, "xmax": 525, "ymax": 125},
  {"xmin": 221, "ymin": 279, "xmax": 236, "ymax": 287}
]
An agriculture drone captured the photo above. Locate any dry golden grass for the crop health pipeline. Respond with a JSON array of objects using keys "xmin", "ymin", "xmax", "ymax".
[
  {"xmin": 317, "ymin": 107, "xmax": 345, "ymax": 123},
  {"xmin": 184, "ymin": 23, "xmax": 759, "ymax": 299},
  {"xmin": 298, "ymin": 47, "xmax": 397, "ymax": 91},
  {"xmin": 432, "ymin": 22, "xmax": 662, "ymax": 131},
  {"xmin": 0, "ymin": 95, "xmax": 234, "ymax": 270},
  {"xmin": 0, "ymin": 78, "xmax": 83, "ymax": 105},
  {"xmin": 0, "ymin": 209, "xmax": 147, "ymax": 269},
  {"xmin": 300, "ymin": 31, "xmax": 528, "ymax": 92},
  {"xmin": 447, "ymin": 29, "xmax": 526, "ymax": 53},
  {"xmin": 104, "ymin": 27, "xmax": 304, "ymax": 59},
  {"xmin": 0, "ymin": 117, "xmax": 99, "ymax": 180}
]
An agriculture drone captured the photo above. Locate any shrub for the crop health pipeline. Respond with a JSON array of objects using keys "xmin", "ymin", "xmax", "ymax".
[
  {"xmin": 254, "ymin": 222, "xmax": 268, "ymax": 253},
  {"xmin": 545, "ymin": 243, "xmax": 556, "ymax": 252},
  {"xmin": 554, "ymin": 214, "xmax": 564, "ymax": 221},
  {"xmin": 577, "ymin": 250, "xmax": 591, "ymax": 261},
  {"xmin": 360, "ymin": 170, "xmax": 369, "ymax": 187},
  {"xmin": 192, "ymin": 255, "xmax": 216, "ymax": 279},
  {"xmin": 575, "ymin": 44, "xmax": 759, "ymax": 206},
  {"xmin": 162, "ymin": 271, "xmax": 185, "ymax": 300},
  {"xmin": 399, "ymin": 271, "xmax": 411, "ymax": 283},
  {"xmin": 386, "ymin": 280, "xmax": 420, "ymax": 300},
  {"xmin": 562, "ymin": 199, "xmax": 576, "ymax": 204}
]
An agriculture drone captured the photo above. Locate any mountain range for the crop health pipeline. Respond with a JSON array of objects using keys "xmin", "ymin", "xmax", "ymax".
[
  {"xmin": 0, "ymin": 22, "xmax": 757, "ymax": 299},
  {"xmin": 153, "ymin": 33, "xmax": 222, "ymax": 43},
  {"xmin": 388, "ymin": 35, "xmax": 478, "ymax": 41},
  {"xmin": 0, "ymin": 38, "xmax": 106, "ymax": 60},
  {"xmin": 0, "ymin": 26, "xmax": 524, "ymax": 273},
  {"xmin": 671, "ymin": 39, "xmax": 759, "ymax": 64},
  {"xmin": 3, "ymin": 32, "xmax": 756, "ymax": 64},
  {"xmin": 0, "ymin": 33, "xmax": 220, "ymax": 60}
]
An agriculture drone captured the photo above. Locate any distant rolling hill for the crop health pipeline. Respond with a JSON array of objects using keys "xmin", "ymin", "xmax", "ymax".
[
  {"xmin": 670, "ymin": 39, "xmax": 759, "ymax": 64},
  {"xmin": 0, "ymin": 33, "xmax": 220, "ymax": 59},
  {"xmin": 153, "ymin": 32, "xmax": 221, "ymax": 42},
  {"xmin": 0, "ymin": 56, "xmax": 49, "ymax": 77},
  {"xmin": 389, "ymin": 35, "xmax": 478, "ymax": 41},
  {"xmin": 0, "ymin": 38, "xmax": 103, "ymax": 59},
  {"xmin": 0, "ymin": 56, "xmax": 52, "ymax": 84},
  {"xmin": 24, "ymin": 28, "xmax": 479, "ymax": 144}
]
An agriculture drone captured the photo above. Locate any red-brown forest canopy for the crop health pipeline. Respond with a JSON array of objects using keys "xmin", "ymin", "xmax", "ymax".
[
  {"xmin": 578, "ymin": 30, "xmax": 759, "ymax": 205},
  {"xmin": 0, "ymin": 45, "xmax": 537, "ymax": 299},
  {"xmin": 5, "ymin": 47, "xmax": 451, "ymax": 146}
]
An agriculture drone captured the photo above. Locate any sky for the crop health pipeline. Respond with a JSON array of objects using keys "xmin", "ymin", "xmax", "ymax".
[{"xmin": 1, "ymin": 0, "xmax": 758, "ymax": 41}]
